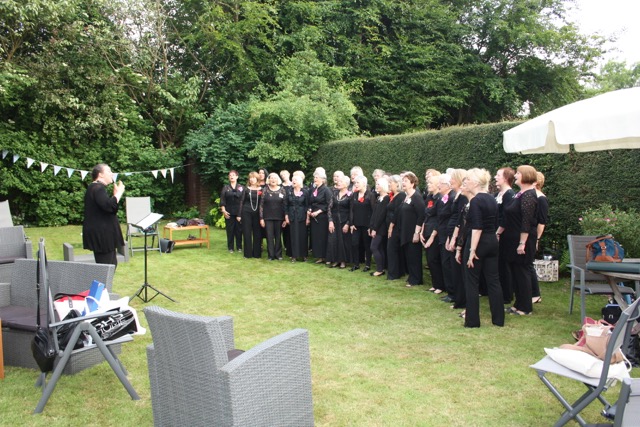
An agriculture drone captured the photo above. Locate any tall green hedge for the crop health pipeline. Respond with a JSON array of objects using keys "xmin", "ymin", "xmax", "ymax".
[{"xmin": 314, "ymin": 122, "xmax": 640, "ymax": 256}]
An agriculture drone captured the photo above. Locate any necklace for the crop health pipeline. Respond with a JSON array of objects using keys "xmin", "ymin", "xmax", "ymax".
[{"xmin": 249, "ymin": 189, "xmax": 259, "ymax": 211}]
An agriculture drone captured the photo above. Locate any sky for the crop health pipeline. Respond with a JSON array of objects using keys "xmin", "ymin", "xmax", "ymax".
[{"xmin": 569, "ymin": 0, "xmax": 640, "ymax": 65}]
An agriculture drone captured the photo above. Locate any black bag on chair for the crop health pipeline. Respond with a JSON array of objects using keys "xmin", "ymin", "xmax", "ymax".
[{"xmin": 31, "ymin": 250, "xmax": 56, "ymax": 372}]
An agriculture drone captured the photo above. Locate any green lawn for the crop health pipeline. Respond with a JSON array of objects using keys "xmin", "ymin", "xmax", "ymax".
[{"xmin": 0, "ymin": 225, "xmax": 636, "ymax": 426}]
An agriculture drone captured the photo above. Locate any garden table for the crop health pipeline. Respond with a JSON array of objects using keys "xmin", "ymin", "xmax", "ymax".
[{"xmin": 586, "ymin": 260, "xmax": 640, "ymax": 310}]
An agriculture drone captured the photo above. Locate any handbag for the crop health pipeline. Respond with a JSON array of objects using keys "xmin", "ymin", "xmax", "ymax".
[
  {"xmin": 561, "ymin": 321, "xmax": 624, "ymax": 364},
  {"xmin": 586, "ymin": 234, "xmax": 625, "ymax": 263},
  {"xmin": 31, "ymin": 249, "xmax": 56, "ymax": 372}
]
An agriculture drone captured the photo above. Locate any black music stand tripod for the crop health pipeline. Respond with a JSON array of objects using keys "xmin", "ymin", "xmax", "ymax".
[{"xmin": 131, "ymin": 213, "xmax": 176, "ymax": 303}]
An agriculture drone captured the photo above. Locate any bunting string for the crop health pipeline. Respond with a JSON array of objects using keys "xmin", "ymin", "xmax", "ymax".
[{"xmin": 0, "ymin": 148, "xmax": 193, "ymax": 184}]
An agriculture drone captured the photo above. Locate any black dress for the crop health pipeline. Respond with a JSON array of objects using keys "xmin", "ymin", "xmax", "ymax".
[
  {"xmin": 238, "ymin": 187, "xmax": 263, "ymax": 258},
  {"xmin": 326, "ymin": 189, "xmax": 352, "ymax": 264},
  {"xmin": 220, "ymin": 183, "xmax": 243, "ymax": 251},
  {"xmin": 398, "ymin": 191, "xmax": 425, "ymax": 285},
  {"xmin": 83, "ymin": 182, "xmax": 125, "ymax": 266},
  {"xmin": 285, "ymin": 188, "xmax": 309, "ymax": 259},
  {"xmin": 463, "ymin": 193, "xmax": 504, "ymax": 328},
  {"xmin": 503, "ymin": 188, "xmax": 538, "ymax": 313},
  {"xmin": 308, "ymin": 184, "xmax": 332, "ymax": 260}
]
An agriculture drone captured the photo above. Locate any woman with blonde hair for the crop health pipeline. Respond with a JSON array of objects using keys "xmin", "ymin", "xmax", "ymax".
[
  {"xmin": 494, "ymin": 167, "xmax": 516, "ymax": 303},
  {"xmin": 386, "ymin": 174, "xmax": 406, "ymax": 280},
  {"xmin": 421, "ymin": 171, "xmax": 444, "ymax": 293},
  {"xmin": 369, "ymin": 176, "xmax": 390, "ymax": 276},
  {"xmin": 327, "ymin": 175, "xmax": 352, "ymax": 268},
  {"xmin": 447, "ymin": 168, "xmax": 468, "ymax": 309},
  {"xmin": 503, "ymin": 165, "xmax": 539, "ymax": 316},
  {"xmin": 530, "ymin": 171, "xmax": 548, "ymax": 304},
  {"xmin": 260, "ymin": 172, "xmax": 286, "ymax": 260},
  {"xmin": 460, "ymin": 169, "xmax": 504, "ymax": 327},
  {"xmin": 237, "ymin": 172, "xmax": 263, "ymax": 258}
]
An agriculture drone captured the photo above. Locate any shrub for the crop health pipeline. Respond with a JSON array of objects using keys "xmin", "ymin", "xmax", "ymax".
[
  {"xmin": 207, "ymin": 198, "xmax": 226, "ymax": 229},
  {"xmin": 579, "ymin": 204, "xmax": 640, "ymax": 258}
]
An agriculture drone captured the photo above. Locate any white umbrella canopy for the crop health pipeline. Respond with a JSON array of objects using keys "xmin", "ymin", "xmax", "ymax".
[{"xmin": 503, "ymin": 87, "xmax": 640, "ymax": 154}]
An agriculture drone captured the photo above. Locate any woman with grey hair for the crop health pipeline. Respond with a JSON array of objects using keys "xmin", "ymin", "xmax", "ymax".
[
  {"xmin": 386, "ymin": 174, "xmax": 406, "ymax": 280},
  {"xmin": 285, "ymin": 175, "xmax": 309, "ymax": 262},
  {"xmin": 326, "ymin": 175, "xmax": 352, "ymax": 268},
  {"xmin": 349, "ymin": 175, "xmax": 374, "ymax": 271},
  {"xmin": 260, "ymin": 172, "xmax": 286, "ymax": 260},
  {"xmin": 308, "ymin": 170, "xmax": 333, "ymax": 263}
]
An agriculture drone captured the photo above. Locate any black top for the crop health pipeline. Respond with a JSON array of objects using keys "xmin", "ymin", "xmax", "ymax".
[
  {"xmin": 386, "ymin": 192, "xmax": 406, "ymax": 229},
  {"xmin": 468, "ymin": 193, "xmax": 498, "ymax": 235},
  {"xmin": 238, "ymin": 188, "xmax": 263, "ymax": 214},
  {"xmin": 448, "ymin": 193, "xmax": 468, "ymax": 238},
  {"xmin": 435, "ymin": 190, "xmax": 455, "ymax": 244},
  {"xmin": 328, "ymin": 190, "xmax": 352, "ymax": 226},
  {"xmin": 285, "ymin": 188, "xmax": 308, "ymax": 222},
  {"xmin": 260, "ymin": 186, "xmax": 286, "ymax": 220},
  {"xmin": 503, "ymin": 189, "xmax": 538, "ymax": 263},
  {"xmin": 496, "ymin": 188, "xmax": 515, "ymax": 228},
  {"xmin": 398, "ymin": 191, "xmax": 426, "ymax": 246},
  {"xmin": 308, "ymin": 184, "xmax": 332, "ymax": 214},
  {"xmin": 220, "ymin": 183, "xmax": 243, "ymax": 216},
  {"xmin": 423, "ymin": 193, "xmax": 440, "ymax": 236},
  {"xmin": 537, "ymin": 194, "xmax": 549, "ymax": 225},
  {"xmin": 82, "ymin": 182, "xmax": 125, "ymax": 253},
  {"xmin": 350, "ymin": 189, "xmax": 375, "ymax": 227},
  {"xmin": 369, "ymin": 194, "xmax": 390, "ymax": 234}
]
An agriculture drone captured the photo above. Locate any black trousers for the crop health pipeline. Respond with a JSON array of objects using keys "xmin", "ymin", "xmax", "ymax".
[
  {"xmin": 498, "ymin": 242, "xmax": 512, "ymax": 303},
  {"xmin": 310, "ymin": 213, "xmax": 329, "ymax": 259},
  {"xmin": 509, "ymin": 261, "xmax": 533, "ymax": 313},
  {"xmin": 386, "ymin": 231, "xmax": 405, "ymax": 280},
  {"xmin": 451, "ymin": 251, "xmax": 466, "ymax": 308},
  {"xmin": 440, "ymin": 243, "xmax": 454, "ymax": 296},
  {"xmin": 426, "ymin": 243, "xmax": 444, "ymax": 290},
  {"xmin": 225, "ymin": 216, "xmax": 242, "ymax": 251},
  {"xmin": 370, "ymin": 233, "xmax": 386, "ymax": 272},
  {"xmin": 463, "ymin": 236, "xmax": 504, "ymax": 327},
  {"xmin": 529, "ymin": 263, "xmax": 541, "ymax": 298},
  {"xmin": 241, "ymin": 210, "xmax": 262, "ymax": 258},
  {"xmin": 94, "ymin": 251, "xmax": 117, "ymax": 269},
  {"xmin": 351, "ymin": 226, "xmax": 372, "ymax": 268},
  {"xmin": 403, "ymin": 241, "xmax": 423, "ymax": 285},
  {"xmin": 265, "ymin": 219, "xmax": 283, "ymax": 260}
]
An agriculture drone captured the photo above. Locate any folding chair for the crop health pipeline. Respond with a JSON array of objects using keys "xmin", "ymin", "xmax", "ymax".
[
  {"xmin": 33, "ymin": 239, "xmax": 139, "ymax": 413},
  {"xmin": 530, "ymin": 298, "xmax": 640, "ymax": 426},
  {"xmin": 598, "ymin": 377, "xmax": 640, "ymax": 427},
  {"xmin": 125, "ymin": 197, "xmax": 160, "ymax": 256},
  {"xmin": 0, "ymin": 200, "xmax": 13, "ymax": 227},
  {"xmin": 567, "ymin": 235, "xmax": 635, "ymax": 322}
]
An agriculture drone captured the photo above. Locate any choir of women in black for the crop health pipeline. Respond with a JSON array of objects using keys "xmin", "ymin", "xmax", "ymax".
[
  {"xmin": 503, "ymin": 165, "xmax": 539, "ymax": 316},
  {"xmin": 260, "ymin": 173, "xmax": 287, "ymax": 260},
  {"xmin": 219, "ymin": 170, "xmax": 243, "ymax": 253},
  {"xmin": 308, "ymin": 171, "xmax": 333, "ymax": 263},
  {"xmin": 237, "ymin": 171, "xmax": 263, "ymax": 259},
  {"xmin": 459, "ymin": 169, "xmax": 504, "ymax": 328},
  {"xmin": 349, "ymin": 175, "xmax": 374, "ymax": 272},
  {"xmin": 326, "ymin": 175, "xmax": 352, "ymax": 268}
]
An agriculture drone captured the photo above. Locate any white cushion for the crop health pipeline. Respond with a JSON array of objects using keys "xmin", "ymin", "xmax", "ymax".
[{"xmin": 544, "ymin": 347, "xmax": 630, "ymax": 381}]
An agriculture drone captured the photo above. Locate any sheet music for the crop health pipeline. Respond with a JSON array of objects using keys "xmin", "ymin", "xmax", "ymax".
[{"xmin": 133, "ymin": 212, "xmax": 163, "ymax": 230}]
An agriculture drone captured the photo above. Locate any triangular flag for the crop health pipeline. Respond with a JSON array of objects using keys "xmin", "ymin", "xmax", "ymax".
[
  {"xmin": 113, "ymin": 173, "xmax": 119, "ymax": 182},
  {"xmin": 169, "ymin": 167, "xmax": 175, "ymax": 183},
  {"xmin": 2, "ymin": 149, "xmax": 8, "ymax": 159},
  {"xmin": 160, "ymin": 169, "xmax": 167, "ymax": 178},
  {"xmin": 152, "ymin": 170, "xmax": 158, "ymax": 178},
  {"xmin": 124, "ymin": 172, "xmax": 133, "ymax": 176},
  {"xmin": 27, "ymin": 158, "xmax": 35, "ymax": 168},
  {"xmin": 13, "ymin": 154, "xmax": 20, "ymax": 163},
  {"xmin": 66, "ymin": 168, "xmax": 75, "ymax": 178},
  {"xmin": 53, "ymin": 165, "xmax": 62, "ymax": 176},
  {"xmin": 80, "ymin": 170, "xmax": 89, "ymax": 180},
  {"xmin": 40, "ymin": 162, "xmax": 49, "ymax": 172}
]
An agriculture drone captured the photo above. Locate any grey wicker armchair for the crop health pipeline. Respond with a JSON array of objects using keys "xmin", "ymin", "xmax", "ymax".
[
  {"xmin": 144, "ymin": 306, "xmax": 314, "ymax": 427},
  {"xmin": 0, "ymin": 225, "xmax": 32, "ymax": 283}
]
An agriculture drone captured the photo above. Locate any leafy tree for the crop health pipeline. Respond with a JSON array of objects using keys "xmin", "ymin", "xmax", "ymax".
[
  {"xmin": 248, "ymin": 51, "xmax": 358, "ymax": 169},
  {"xmin": 587, "ymin": 60, "xmax": 640, "ymax": 95}
]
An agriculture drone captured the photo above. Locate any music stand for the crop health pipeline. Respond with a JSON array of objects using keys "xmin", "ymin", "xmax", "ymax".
[{"xmin": 131, "ymin": 213, "xmax": 176, "ymax": 303}]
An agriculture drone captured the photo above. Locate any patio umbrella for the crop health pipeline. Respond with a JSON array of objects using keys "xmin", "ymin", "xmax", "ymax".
[{"xmin": 503, "ymin": 87, "xmax": 640, "ymax": 154}]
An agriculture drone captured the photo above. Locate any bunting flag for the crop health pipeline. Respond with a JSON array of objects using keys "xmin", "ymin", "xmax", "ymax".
[{"xmin": 1, "ymin": 148, "xmax": 186, "ymax": 183}]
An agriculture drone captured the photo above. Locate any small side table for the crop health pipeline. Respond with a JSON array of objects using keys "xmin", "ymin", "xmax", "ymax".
[
  {"xmin": 163, "ymin": 225, "xmax": 210, "ymax": 249},
  {"xmin": 0, "ymin": 318, "xmax": 4, "ymax": 379}
]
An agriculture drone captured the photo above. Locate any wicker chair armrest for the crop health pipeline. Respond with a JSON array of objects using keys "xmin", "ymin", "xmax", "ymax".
[
  {"xmin": 217, "ymin": 315, "xmax": 235, "ymax": 351},
  {"xmin": 220, "ymin": 329, "xmax": 313, "ymax": 426},
  {"xmin": 0, "ymin": 282, "xmax": 10, "ymax": 306}
]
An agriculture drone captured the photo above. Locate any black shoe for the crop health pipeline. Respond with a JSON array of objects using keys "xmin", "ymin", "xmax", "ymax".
[
  {"xmin": 441, "ymin": 296, "xmax": 454, "ymax": 303},
  {"xmin": 362, "ymin": 266, "xmax": 370, "ymax": 272},
  {"xmin": 350, "ymin": 265, "xmax": 359, "ymax": 272}
]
